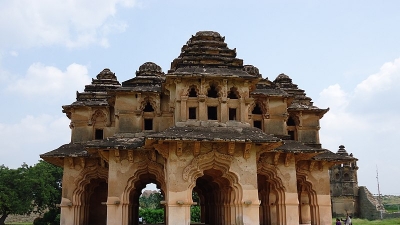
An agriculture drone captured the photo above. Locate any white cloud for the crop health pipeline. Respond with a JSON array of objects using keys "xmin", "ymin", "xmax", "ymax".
[
  {"xmin": 0, "ymin": 114, "xmax": 70, "ymax": 168},
  {"xmin": 317, "ymin": 57, "xmax": 400, "ymax": 195},
  {"xmin": 354, "ymin": 57, "xmax": 400, "ymax": 98},
  {"xmin": 9, "ymin": 51, "xmax": 18, "ymax": 57},
  {"xmin": 6, "ymin": 63, "xmax": 91, "ymax": 100},
  {"xmin": 0, "ymin": 0, "xmax": 136, "ymax": 49}
]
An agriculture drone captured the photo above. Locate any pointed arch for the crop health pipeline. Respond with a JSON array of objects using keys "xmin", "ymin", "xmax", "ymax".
[
  {"xmin": 296, "ymin": 170, "xmax": 319, "ymax": 225},
  {"xmin": 187, "ymin": 85, "xmax": 199, "ymax": 97},
  {"xmin": 206, "ymin": 82, "xmax": 221, "ymax": 98},
  {"xmin": 227, "ymin": 86, "xmax": 240, "ymax": 99},
  {"xmin": 249, "ymin": 100, "xmax": 267, "ymax": 115},
  {"xmin": 140, "ymin": 97, "xmax": 157, "ymax": 112},
  {"xmin": 257, "ymin": 161, "xmax": 287, "ymax": 225}
]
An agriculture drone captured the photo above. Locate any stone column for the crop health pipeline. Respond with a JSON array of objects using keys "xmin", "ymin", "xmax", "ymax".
[
  {"xmin": 106, "ymin": 151, "xmax": 133, "ymax": 225},
  {"xmin": 165, "ymin": 190, "xmax": 192, "ymax": 225},
  {"xmin": 220, "ymin": 97, "xmax": 228, "ymax": 122},
  {"xmin": 180, "ymin": 96, "xmax": 188, "ymax": 122}
]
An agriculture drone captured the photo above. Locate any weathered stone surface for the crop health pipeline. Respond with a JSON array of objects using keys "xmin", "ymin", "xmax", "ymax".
[{"xmin": 40, "ymin": 30, "xmax": 351, "ymax": 225}]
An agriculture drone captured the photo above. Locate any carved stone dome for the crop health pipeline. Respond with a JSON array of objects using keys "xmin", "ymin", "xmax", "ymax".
[
  {"xmin": 169, "ymin": 31, "xmax": 244, "ymax": 72},
  {"xmin": 243, "ymin": 65, "xmax": 261, "ymax": 77},
  {"xmin": 97, "ymin": 68, "xmax": 118, "ymax": 80},
  {"xmin": 136, "ymin": 62, "xmax": 164, "ymax": 76},
  {"xmin": 274, "ymin": 73, "xmax": 292, "ymax": 83}
]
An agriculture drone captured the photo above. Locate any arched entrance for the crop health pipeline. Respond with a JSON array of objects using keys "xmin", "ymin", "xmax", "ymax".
[
  {"xmin": 87, "ymin": 178, "xmax": 108, "ymax": 225},
  {"xmin": 129, "ymin": 174, "xmax": 165, "ymax": 225},
  {"xmin": 71, "ymin": 166, "xmax": 108, "ymax": 225},
  {"xmin": 193, "ymin": 168, "xmax": 240, "ymax": 225},
  {"xmin": 122, "ymin": 159, "xmax": 166, "ymax": 225},
  {"xmin": 297, "ymin": 175, "xmax": 318, "ymax": 225},
  {"xmin": 257, "ymin": 157, "xmax": 286, "ymax": 225}
]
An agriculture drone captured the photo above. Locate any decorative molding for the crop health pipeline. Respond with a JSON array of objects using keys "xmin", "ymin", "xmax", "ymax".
[
  {"xmin": 182, "ymin": 150, "xmax": 234, "ymax": 181},
  {"xmin": 128, "ymin": 150, "xmax": 134, "ymax": 163},
  {"xmin": 228, "ymin": 142, "xmax": 235, "ymax": 155},
  {"xmin": 115, "ymin": 150, "xmax": 120, "ymax": 163},
  {"xmin": 176, "ymin": 141, "xmax": 183, "ymax": 157},
  {"xmin": 154, "ymin": 143, "xmax": 169, "ymax": 159},
  {"xmin": 68, "ymin": 158, "xmax": 74, "ymax": 169},
  {"xmin": 244, "ymin": 142, "xmax": 251, "ymax": 159},
  {"xmin": 80, "ymin": 158, "xmax": 85, "ymax": 169},
  {"xmin": 194, "ymin": 141, "xmax": 200, "ymax": 156},
  {"xmin": 273, "ymin": 152, "xmax": 280, "ymax": 165}
]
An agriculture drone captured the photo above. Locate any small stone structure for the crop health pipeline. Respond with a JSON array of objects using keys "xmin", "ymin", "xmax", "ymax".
[
  {"xmin": 330, "ymin": 145, "xmax": 386, "ymax": 220},
  {"xmin": 41, "ymin": 31, "xmax": 354, "ymax": 225}
]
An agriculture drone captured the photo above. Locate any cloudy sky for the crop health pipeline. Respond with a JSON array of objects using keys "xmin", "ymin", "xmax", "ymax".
[{"xmin": 0, "ymin": 0, "xmax": 399, "ymax": 195}]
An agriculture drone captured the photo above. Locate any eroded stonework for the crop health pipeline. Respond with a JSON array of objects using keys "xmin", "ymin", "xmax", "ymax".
[{"xmin": 41, "ymin": 31, "xmax": 355, "ymax": 225}]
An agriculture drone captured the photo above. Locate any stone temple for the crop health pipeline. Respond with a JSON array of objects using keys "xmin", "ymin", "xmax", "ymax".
[{"xmin": 41, "ymin": 31, "xmax": 355, "ymax": 225}]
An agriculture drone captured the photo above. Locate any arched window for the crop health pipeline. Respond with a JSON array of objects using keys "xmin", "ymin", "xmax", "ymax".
[
  {"xmin": 143, "ymin": 102, "xmax": 154, "ymax": 112},
  {"xmin": 189, "ymin": 87, "xmax": 198, "ymax": 97},
  {"xmin": 227, "ymin": 87, "xmax": 239, "ymax": 99},
  {"xmin": 252, "ymin": 103, "xmax": 263, "ymax": 114},
  {"xmin": 287, "ymin": 117, "xmax": 296, "ymax": 126},
  {"xmin": 207, "ymin": 85, "xmax": 219, "ymax": 98}
]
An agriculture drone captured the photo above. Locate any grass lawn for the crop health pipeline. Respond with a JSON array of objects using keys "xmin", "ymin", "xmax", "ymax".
[{"xmin": 333, "ymin": 218, "xmax": 400, "ymax": 224}]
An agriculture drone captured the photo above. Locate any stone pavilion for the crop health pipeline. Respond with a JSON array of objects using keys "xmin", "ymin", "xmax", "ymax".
[{"xmin": 41, "ymin": 31, "xmax": 354, "ymax": 225}]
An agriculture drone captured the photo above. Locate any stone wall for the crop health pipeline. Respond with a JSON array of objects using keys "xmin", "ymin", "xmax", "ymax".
[
  {"xmin": 383, "ymin": 212, "xmax": 400, "ymax": 219},
  {"xmin": 4, "ymin": 213, "xmax": 38, "ymax": 224},
  {"xmin": 358, "ymin": 186, "xmax": 382, "ymax": 220}
]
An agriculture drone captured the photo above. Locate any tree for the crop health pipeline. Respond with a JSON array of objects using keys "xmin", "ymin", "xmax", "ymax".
[
  {"xmin": 0, "ymin": 163, "xmax": 33, "ymax": 225},
  {"xmin": 0, "ymin": 161, "xmax": 63, "ymax": 225},
  {"xmin": 29, "ymin": 160, "xmax": 63, "ymax": 225}
]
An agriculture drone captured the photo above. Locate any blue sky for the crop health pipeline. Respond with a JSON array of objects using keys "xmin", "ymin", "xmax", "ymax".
[{"xmin": 0, "ymin": 0, "xmax": 399, "ymax": 195}]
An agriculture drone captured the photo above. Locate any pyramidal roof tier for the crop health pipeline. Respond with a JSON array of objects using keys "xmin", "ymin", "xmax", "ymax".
[
  {"xmin": 273, "ymin": 73, "xmax": 329, "ymax": 114},
  {"xmin": 118, "ymin": 62, "xmax": 165, "ymax": 93},
  {"xmin": 168, "ymin": 31, "xmax": 256, "ymax": 78},
  {"xmin": 63, "ymin": 68, "xmax": 121, "ymax": 111},
  {"xmin": 82, "ymin": 68, "xmax": 121, "ymax": 93}
]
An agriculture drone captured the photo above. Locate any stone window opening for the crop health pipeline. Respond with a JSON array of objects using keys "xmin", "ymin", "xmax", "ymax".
[
  {"xmin": 253, "ymin": 120, "xmax": 262, "ymax": 129},
  {"xmin": 287, "ymin": 116, "xmax": 296, "ymax": 126},
  {"xmin": 252, "ymin": 103, "xmax": 263, "ymax": 114},
  {"xmin": 287, "ymin": 116, "xmax": 297, "ymax": 140},
  {"xmin": 208, "ymin": 106, "xmax": 218, "ymax": 120},
  {"xmin": 229, "ymin": 108, "xmax": 237, "ymax": 121},
  {"xmin": 189, "ymin": 107, "xmax": 197, "ymax": 119},
  {"xmin": 207, "ymin": 85, "xmax": 219, "ymax": 98},
  {"xmin": 95, "ymin": 129, "xmax": 104, "ymax": 140},
  {"xmin": 288, "ymin": 130, "xmax": 295, "ymax": 140},
  {"xmin": 143, "ymin": 101, "xmax": 154, "ymax": 112},
  {"xmin": 227, "ymin": 87, "xmax": 239, "ymax": 99},
  {"xmin": 144, "ymin": 118, "xmax": 153, "ymax": 131},
  {"xmin": 189, "ymin": 87, "xmax": 198, "ymax": 97}
]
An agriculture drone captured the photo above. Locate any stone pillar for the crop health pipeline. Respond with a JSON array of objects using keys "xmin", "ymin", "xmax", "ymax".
[
  {"xmin": 59, "ymin": 160, "xmax": 81, "ymax": 225},
  {"xmin": 198, "ymin": 95, "xmax": 206, "ymax": 121},
  {"xmin": 165, "ymin": 190, "xmax": 191, "ymax": 225},
  {"xmin": 180, "ymin": 96, "xmax": 187, "ymax": 122},
  {"xmin": 220, "ymin": 97, "xmax": 228, "ymax": 122},
  {"xmin": 106, "ymin": 151, "xmax": 133, "ymax": 225},
  {"xmin": 242, "ymin": 189, "xmax": 261, "ymax": 225}
]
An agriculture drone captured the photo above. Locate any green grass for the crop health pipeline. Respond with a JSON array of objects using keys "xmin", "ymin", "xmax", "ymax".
[
  {"xmin": 333, "ymin": 218, "xmax": 400, "ymax": 224},
  {"xmin": 5, "ymin": 223, "xmax": 33, "ymax": 225}
]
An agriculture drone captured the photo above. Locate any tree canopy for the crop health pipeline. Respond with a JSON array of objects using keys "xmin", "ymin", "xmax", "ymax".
[{"xmin": 0, "ymin": 161, "xmax": 62, "ymax": 225}]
